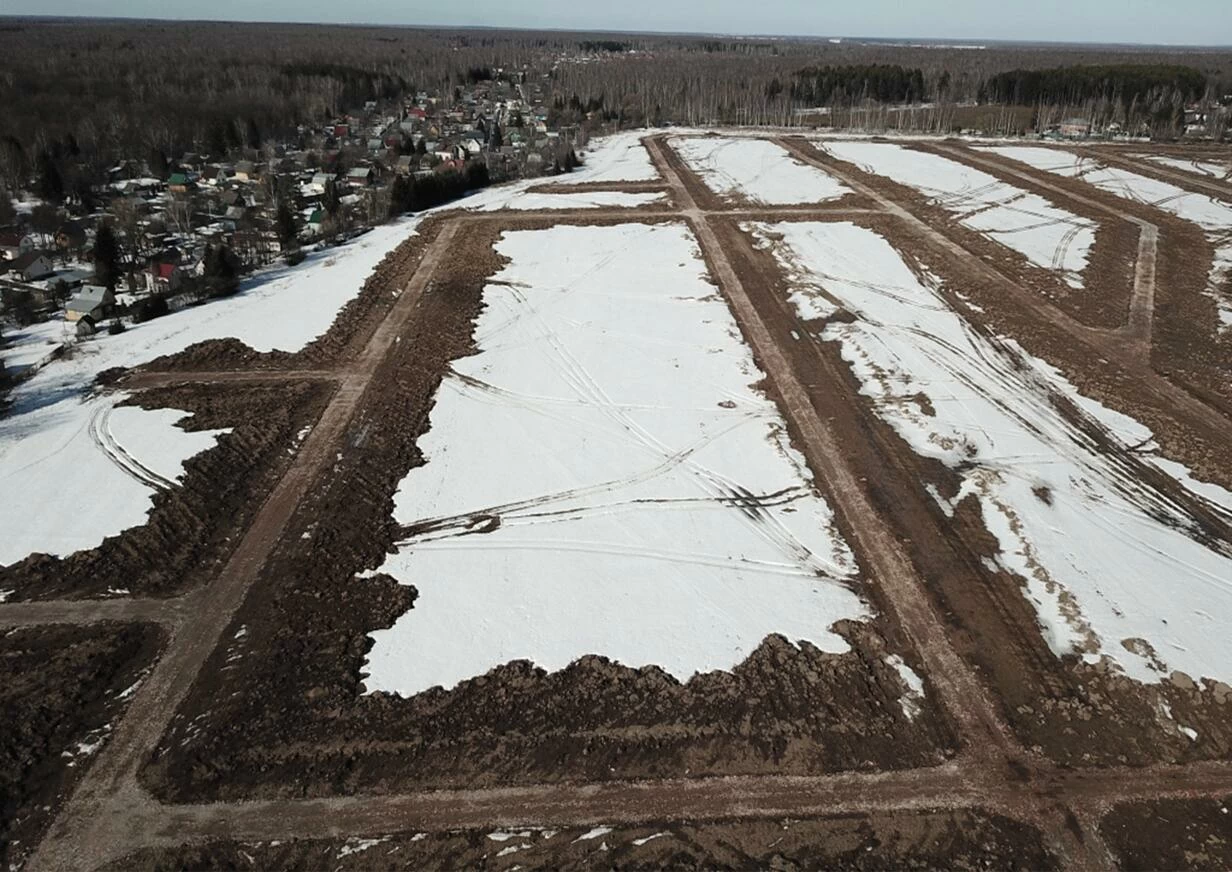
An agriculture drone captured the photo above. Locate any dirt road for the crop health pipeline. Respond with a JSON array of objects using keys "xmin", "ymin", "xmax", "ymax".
[{"xmin": 11, "ymin": 136, "xmax": 1232, "ymax": 872}]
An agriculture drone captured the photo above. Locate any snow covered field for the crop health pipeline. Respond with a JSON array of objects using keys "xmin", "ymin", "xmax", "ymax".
[
  {"xmin": 749, "ymin": 219, "xmax": 1232, "ymax": 686},
  {"xmin": 819, "ymin": 141, "xmax": 1096, "ymax": 289},
  {"xmin": 364, "ymin": 222, "xmax": 868, "ymax": 696},
  {"xmin": 0, "ymin": 217, "xmax": 424, "ymax": 567},
  {"xmin": 470, "ymin": 190, "xmax": 666, "ymax": 211},
  {"xmin": 985, "ymin": 146, "xmax": 1232, "ymax": 326},
  {"xmin": 1142, "ymin": 155, "xmax": 1232, "ymax": 182},
  {"xmin": 671, "ymin": 137, "xmax": 852, "ymax": 205},
  {"xmin": 549, "ymin": 131, "xmax": 660, "ymax": 184},
  {"xmin": 0, "ymin": 394, "xmax": 227, "ymax": 564}
]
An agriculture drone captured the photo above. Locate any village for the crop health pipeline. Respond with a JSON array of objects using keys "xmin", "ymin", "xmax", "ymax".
[{"xmin": 0, "ymin": 67, "xmax": 585, "ymax": 388}]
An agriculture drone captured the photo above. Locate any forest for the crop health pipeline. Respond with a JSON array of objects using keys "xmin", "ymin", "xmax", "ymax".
[{"xmin": 0, "ymin": 17, "xmax": 1229, "ymax": 178}]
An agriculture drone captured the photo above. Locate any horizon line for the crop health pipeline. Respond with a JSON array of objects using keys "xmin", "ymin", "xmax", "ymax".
[{"xmin": 1, "ymin": 13, "xmax": 1230, "ymax": 51}]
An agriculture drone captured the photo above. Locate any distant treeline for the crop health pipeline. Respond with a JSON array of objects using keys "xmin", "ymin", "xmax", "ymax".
[
  {"xmin": 981, "ymin": 64, "xmax": 1207, "ymax": 108},
  {"xmin": 788, "ymin": 64, "xmax": 927, "ymax": 105}
]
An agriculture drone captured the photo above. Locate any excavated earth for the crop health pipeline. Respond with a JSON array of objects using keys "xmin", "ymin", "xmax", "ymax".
[
  {"xmin": 139, "ymin": 217, "xmax": 956, "ymax": 805},
  {"xmin": 1101, "ymin": 795, "xmax": 1232, "ymax": 870},
  {"xmin": 0, "ymin": 623, "xmax": 163, "ymax": 871},
  {"xmin": 7, "ymin": 136, "xmax": 1232, "ymax": 871},
  {"xmin": 0, "ymin": 382, "xmax": 333, "ymax": 601},
  {"xmin": 103, "ymin": 810, "xmax": 1057, "ymax": 871}
]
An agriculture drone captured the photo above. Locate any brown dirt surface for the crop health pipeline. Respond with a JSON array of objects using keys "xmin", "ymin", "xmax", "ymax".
[
  {"xmin": 138, "ymin": 217, "xmax": 955, "ymax": 807},
  {"xmin": 940, "ymin": 142, "xmax": 1232, "ymax": 416},
  {"xmin": 907, "ymin": 140, "xmax": 1139, "ymax": 330},
  {"xmin": 1101, "ymin": 795, "xmax": 1232, "ymax": 871},
  {"xmin": 0, "ymin": 622, "xmax": 163, "ymax": 871},
  {"xmin": 102, "ymin": 810, "xmax": 1057, "ymax": 871},
  {"xmin": 143, "ymin": 219, "xmax": 444, "ymax": 373},
  {"xmin": 710, "ymin": 184, "xmax": 1232, "ymax": 769},
  {"xmin": 0, "ymin": 381, "xmax": 333, "ymax": 600}
]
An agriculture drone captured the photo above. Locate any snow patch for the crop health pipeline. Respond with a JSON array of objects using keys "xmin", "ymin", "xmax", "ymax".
[
  {"xmin": 821, "ymin": 140, "xmax": 1095, "ymax": 288},
  {"xmin": 752, "ymin": 219, "xmax": 1232, "ymax": 687},
  {"xmin": 363, "ymin": 223, "xmax": 867, "ymax": 696},
  {"xmin": 672, "ymin": 136, "xmax": 851, "ymax": 205}
]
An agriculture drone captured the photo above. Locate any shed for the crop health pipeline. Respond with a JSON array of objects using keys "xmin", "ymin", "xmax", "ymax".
[{"xmin": 65, "ymin": 285, "xmax": 115, "ymax": 323}]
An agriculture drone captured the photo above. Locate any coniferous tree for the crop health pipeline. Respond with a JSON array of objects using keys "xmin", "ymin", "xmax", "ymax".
[
  {"xmin": 275, "ymin": 201, "xmax": 299, "ymax": 249},
  {"xmin": 34, "ymin": 150, "xmax": 64, "ymax": 203},
  {"xmin": 202, "ymin": 243, "xmax": 241, "ymax": 297},
  {"xmin": 93, "ymin": 222, "xmax": 122, "ymax": 291}
]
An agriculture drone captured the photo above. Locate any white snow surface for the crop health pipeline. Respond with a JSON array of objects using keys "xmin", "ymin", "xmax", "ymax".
[
  {"xmin": 550, "ymin": 131, "xmax": 660, "ymax": 183},
  {"xmin": 0, "ymin": 393, "xmax": 228, "ymax": 564},
  {"xmin": 820, "ymin": 140, "xmax": 1095, "ymax": 288},
  {"xmin": 985, "ymin": 145, "xmax": 1232, "ymax": 326},
  {"xmin": 0, "ymin": 320, "xmax": 71, "ymax": 376},
  {"xmin": 471, "ymin": 190, "xmax": 666, "ymax": 211},
  {"xmin": 751, "ymin": 220, "xmax": 1232, "ymax": 686},
  {"xmin": 886, "ymin": 654, "xmax": 926, "ymax": 721},
  {"xmin": 363, "ymin": 222, "xmax": 867, "ymax": 696},
  {"xmin": 670, "ymin": 136, "xmax": 851, "ymax": 205},
  {"xmin": 1142, "ymin": 155, "xmax": 1232, "ymax": 182}
]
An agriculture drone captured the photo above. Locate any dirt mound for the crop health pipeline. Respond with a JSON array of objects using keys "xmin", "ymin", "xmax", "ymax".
[
  {"xmin": 0, "ymin": 623, "xmax": 163, "ymax": 872},
  {"xmin": 0, "ymin": 382, "xmax": 331, "ymax": 600}
]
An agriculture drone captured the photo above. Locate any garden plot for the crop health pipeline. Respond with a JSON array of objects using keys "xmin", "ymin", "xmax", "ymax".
[
  {"xmin": 550, "ymin": 130, "xmax": 660, "ymax": 183},
  {"xmin": 748, "ymin": 219, "xmax": 1232, "ymax": 687},
  {"xmin": 0, "ymin": 393, "xmax": 227, "ymax": 564},
  {"xmin": 986, "ymin": 145, "xmax": 1232, "ymax": 326},
  {"xmin": 1141, "ymin": 155, "xmax": 1232, "ymax": 182},
  {"xmin": 819, "ymin": 141, "xmax": 1095, "ymax": 289},
  {"xmin": 469, "ymin": 190, "xmax": 667, "ymax": 211},
  {"xmin": 364, "ymin": 222, "xmax": 867, "ymax": 696},
  {"xmin": 671, "ymin": 136, "xmax": 851, "ymax": 205}
]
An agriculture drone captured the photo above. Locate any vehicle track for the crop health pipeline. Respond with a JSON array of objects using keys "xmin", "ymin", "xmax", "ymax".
[
  {"xmin": 927, "ymin": 143, "xmax": 1160, "ymax": 352},
  {"xmin": 10, "ymin": 138, "xmax": 1232, "ymax": 872}
]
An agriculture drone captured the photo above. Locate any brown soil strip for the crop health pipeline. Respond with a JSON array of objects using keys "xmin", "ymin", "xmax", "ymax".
[
  {"xmin": 120, "ymin": 369, "xmax": 342, "ymax": 389},
  {"xmin": 0, "ymin": 382, "xmax": 333, "ymax": 601},
  {"xmin": 0, "ymin": 597, "xmax": 185, "ymax": 628},
  {"xmin": 921, "ymin": 140, "xmax": 1155, "ymax": 340},
  {"xmin": 785, "ymin": 138, "xmax": 1232, "ymax": 472},
  {"xmin": 25, "ymin": 223, "xmax": 463, "ymax": 872},
  {"xmin": 1087, "ymin": 148, "xmax": 1232, "ymax": 201},
  {"xmin": 946, "ymin": 141, "xmax": 1232, "ymax": 415},
  {"xmin": 647, "ymin": 136, "xmax": 1018, "ymax": 760},
  {"xmin": 105, "ymin": 810, "xmax": 1058, "ymax": 871},
  {"xmin": 1101, "ymin": 793, "xmax": 1232, "ymax": 871},
  {"xmin": 0, "ymin": 623, "xmax": 163, "ymax": 872}
]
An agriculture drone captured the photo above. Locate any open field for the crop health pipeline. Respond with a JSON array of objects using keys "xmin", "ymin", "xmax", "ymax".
[{"xmin": 5, "ymin": 129, "xmax": 1232, "ymax": 871}]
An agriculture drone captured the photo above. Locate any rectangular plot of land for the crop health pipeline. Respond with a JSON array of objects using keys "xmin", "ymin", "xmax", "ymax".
[
  {"xmin": 986, "ymin": 145, "xmax": 1232, "ymax": 325},
  {"xmin": 749, "ymin": 219, "xmax": 1232, "ymax": 690},
  {"xmin": 671, "ymin": 137, "xmax": 851, "ymax": 205},
  {"xmin": 365, "ymin": 222, "xmax": 870, "ymax": 696},
  {"xmin": 820, "ymin": 141, "xmax": 1096, "ymax": 289}
]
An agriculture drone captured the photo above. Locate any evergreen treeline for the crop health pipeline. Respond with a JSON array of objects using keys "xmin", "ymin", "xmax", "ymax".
[
  {"xmin": 789, "ymin": 64, "xmax": 927, "ymax": 105},
  {"xmin": 387, "ymin": 162, "xmax": 491, "ymax": 215},
  {"xmin": 981, "ymin": 64, "xmax": 1207, "ymax": 108}
]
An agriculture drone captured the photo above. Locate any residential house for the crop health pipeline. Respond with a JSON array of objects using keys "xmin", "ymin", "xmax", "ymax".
[
  {"xmin": 145, "ymin": 262, "xmax": 185, "ymax": 294},
  {"xmin": 346, "ymin": 166, "xmax": 374, "ymax": 187},
  {"xmin": 395, "ymin": 155, "xmax": 416, "ymax": 175},
  {"xmin": 3, "ymin": 251, "xmax": 55, "ymax": 282},
  {"xmin": 0, "ymin": 230, "xmax": 37, "ymax": 260},
  {"xmin": 234, "ymin": 160, "xmax": 257, "ymax": 181},
  {"xmin": 65, "ymin": 285, "xmax": 115, "ymax": 323}
]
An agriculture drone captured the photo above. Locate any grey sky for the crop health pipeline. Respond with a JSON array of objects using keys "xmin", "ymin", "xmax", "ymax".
[{"xmin": 5, "ymin": 0, "xmax": 1231, "ymax": 46}]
